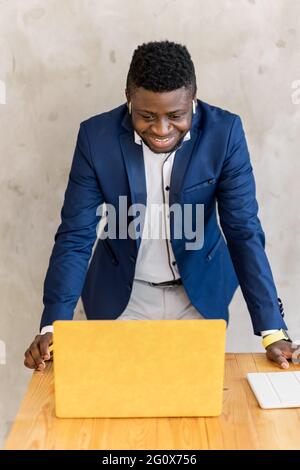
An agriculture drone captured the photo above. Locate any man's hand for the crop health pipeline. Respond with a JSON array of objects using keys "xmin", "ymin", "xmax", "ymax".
[
  {"xmin": 24, "ymin": 333, "xmax": 53, "ymax": 371},
  {"xmin": 266, "ymin": 339, "xmax": 294, "ymax": 369}
]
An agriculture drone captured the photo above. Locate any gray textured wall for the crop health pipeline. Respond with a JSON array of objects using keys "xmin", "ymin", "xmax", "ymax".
[{"xmin": 0, "ymin": 0, "xmax": 299, "ymax": 447}]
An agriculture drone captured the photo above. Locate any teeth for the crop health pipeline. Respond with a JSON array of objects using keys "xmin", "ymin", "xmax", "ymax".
[{"xmin": 154, "ymin": 138, "xmax": 169, "ymax": 142}]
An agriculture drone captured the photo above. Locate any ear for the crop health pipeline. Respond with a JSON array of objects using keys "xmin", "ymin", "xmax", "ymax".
[{"xmin": 125, "ymin": 89, "xmax": 130, "ymax": 104}]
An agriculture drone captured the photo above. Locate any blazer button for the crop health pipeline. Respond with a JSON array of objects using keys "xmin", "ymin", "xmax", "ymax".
[
  {"xmin": 208, "ymin": 179, "xmax": 214, "ymax": 184},
  {"xmin": 127, "ymin": 283, "xmax": 132, "ymax": 291},
  {"xmin": 130, "ymin": 256, "xmax": 136, "ymax": 263}
]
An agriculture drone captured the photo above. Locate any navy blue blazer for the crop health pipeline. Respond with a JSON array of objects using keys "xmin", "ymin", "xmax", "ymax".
[{"xmin": 40, "ymin": 100, "xmax": 287, "ymax": 334}]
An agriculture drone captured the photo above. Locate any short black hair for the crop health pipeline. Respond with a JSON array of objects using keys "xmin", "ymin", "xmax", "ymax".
[{"xmin": 126, "ymin": 40, "xmax": 197, "ymax": 97}]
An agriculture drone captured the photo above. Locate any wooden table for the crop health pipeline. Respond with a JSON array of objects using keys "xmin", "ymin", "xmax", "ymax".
[{"xmin": 5, "ymin": 354, "xmax": 300, "ymax": 450}]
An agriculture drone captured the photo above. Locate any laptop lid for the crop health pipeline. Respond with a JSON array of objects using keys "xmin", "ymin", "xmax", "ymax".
[{"xmin": 53, "ymin": 319, "xmax": 226, "ymax": 418}]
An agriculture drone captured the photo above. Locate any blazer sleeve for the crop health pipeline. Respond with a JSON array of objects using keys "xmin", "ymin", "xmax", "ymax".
[
  {"xmin": 217, "ymin": 115, "xmax": 287, "ymax": 335},
  {"xmin": 40, "ymin": 123, "xmax": 104, "ymax": 329}
]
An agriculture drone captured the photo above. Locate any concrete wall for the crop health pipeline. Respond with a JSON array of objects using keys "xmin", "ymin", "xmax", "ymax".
[{"xmin": 0, "ymin": 0, "xmax": 299, "ymax": 447}]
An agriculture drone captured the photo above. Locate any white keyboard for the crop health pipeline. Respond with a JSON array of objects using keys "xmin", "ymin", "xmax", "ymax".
[{"xmin": 247, "ymin": 372, "xmax": 300, "ymax": 409}]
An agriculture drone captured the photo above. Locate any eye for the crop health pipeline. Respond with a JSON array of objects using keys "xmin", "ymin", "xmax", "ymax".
[
  {"xmin": 141, "ymin": 115, "xmax": 155, "ymax": 121},
  {"xmin": 169, "ymin": 115, "xmax": 183, "ymax": 120}
]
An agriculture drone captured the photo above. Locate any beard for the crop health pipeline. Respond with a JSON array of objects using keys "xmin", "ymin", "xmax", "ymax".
[{"xmin": 140, "ymin": 131, "xmax": 188, "ymax": 154}]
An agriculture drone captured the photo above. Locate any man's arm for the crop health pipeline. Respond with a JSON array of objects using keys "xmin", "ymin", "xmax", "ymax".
[
  {"xmin": 41, "ymin": 122, "xmax": 103, "ymax": 328},
  {"xmin": 24, "ymin": 123, "xmax": 103, "ymax": 369},
  {"xmin": 217, "ymin": 116, "xmax": 293, "ymax": 368}
]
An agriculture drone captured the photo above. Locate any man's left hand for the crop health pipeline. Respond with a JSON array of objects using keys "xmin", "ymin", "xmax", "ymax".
[{"xmin": 266, "ymin": 340, "xmax": 295, "ymax": 369}]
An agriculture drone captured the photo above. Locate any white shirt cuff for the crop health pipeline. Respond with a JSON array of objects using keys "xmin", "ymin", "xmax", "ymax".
[
  {"xmin": 261, "ymin": 329, "xmax": 280, "ymax": 337},
  {"xmin": 40, "ymin": 325, "xmax": 54, "ymax": 335}
]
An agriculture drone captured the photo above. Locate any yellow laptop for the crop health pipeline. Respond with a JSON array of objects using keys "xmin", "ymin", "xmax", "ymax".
[{"xmin": 52, "ymin": 319, "xmax": 226, "ymax": 418}]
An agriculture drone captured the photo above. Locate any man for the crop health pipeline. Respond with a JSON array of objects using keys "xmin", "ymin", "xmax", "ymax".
[{"xmin": 24, "ymin": 41, "xmax": 294, "ymax": 371}]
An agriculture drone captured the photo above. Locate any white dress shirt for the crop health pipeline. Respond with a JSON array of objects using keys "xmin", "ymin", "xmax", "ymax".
[
  {"xmin": 133, "ymin": 130, "xmax": 191, "ymax": 283},
  {"xmin": 40, "ymin": 129, "xmax": 278, "ymax": 337}
]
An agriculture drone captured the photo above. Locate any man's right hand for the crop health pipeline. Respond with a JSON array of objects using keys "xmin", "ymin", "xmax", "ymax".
[{"xmin": 24, "ymin": 333, "xmax": 53, "ymax": 371}]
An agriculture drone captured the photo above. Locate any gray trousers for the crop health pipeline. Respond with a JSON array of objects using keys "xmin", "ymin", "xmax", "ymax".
[{"xmin": 117, "ymin": 279, "xmax": 203, "ymax": 321}]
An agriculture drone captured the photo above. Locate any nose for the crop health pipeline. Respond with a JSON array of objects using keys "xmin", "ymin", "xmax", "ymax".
[{"xmin": 151, "ymin": 119, "xmax": 172, "ymax": 137}]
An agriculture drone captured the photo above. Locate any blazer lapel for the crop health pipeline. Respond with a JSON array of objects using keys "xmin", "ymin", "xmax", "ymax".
[
  {"xmin": 169, "ymin": 105, "xmax": 202, "ymax": 206},
  {"xmin": 120, "ymin": 114, "xmax": 147, "ymax": 249}
]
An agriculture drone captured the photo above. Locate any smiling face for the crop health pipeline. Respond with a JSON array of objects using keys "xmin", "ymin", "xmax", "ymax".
[{"xmin": 126, "ymin": 86, "xmax": 195, "ymax": 154}]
